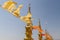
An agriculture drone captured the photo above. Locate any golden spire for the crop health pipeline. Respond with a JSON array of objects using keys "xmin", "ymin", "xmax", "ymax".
[
  {"xmin": 28, "ymin": 4, "xmax": 31, "ymax": 13},
  {"xmin": 26, "ymin": 4, "xmax": 32, "ymax": 17},
  {"xmin": 20, "ymin": 4, "xmax": 32, "ymax": 23}
]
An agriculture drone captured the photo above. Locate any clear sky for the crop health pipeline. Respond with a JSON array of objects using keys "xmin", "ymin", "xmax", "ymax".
[{"xmin": 0, "ymin": 0, "xmax": 60, "ymax": 40}]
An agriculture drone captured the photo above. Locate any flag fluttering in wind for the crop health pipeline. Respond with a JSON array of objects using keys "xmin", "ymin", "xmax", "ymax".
[
  {"xmin": 1, "ymin": 0, "xmax": 23, "ymax": 18},
  {"xmin": 12, "ymin": 4, "xmax": 23, "ymax": 17},
  {"xmin": 2, "ymin": 0, "xmax": 17, "ymax": 13}
]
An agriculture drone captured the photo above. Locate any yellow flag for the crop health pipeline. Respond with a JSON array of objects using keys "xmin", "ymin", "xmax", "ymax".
[
  {"xmin": 2, "ymin": 1, "xmax": 16, "ymax": 13},
  {"xmin": 12, "ymin": 4, "xmax": 23, "ymax": 17},
  {"xmin": 12, "ymin": 12, "xmax": 20, "ymax": 18}
]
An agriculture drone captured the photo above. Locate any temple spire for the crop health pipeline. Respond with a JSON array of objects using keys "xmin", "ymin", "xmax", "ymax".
[
  {"xmin": 28, "ymin": 4, "xmax": 31, "ymax": 13},
  {"xmin": 26, "ymin": 4, "xmax": 32, "ymax": 18},
  {"xmin": 38, "ymin": 19, "xmax": 42, "ymax": 40},
  {"xmin": 24, "ymin": 4, "xmax": 33, "ymax": 40},
  {"xmin": 38, "ymin": 19, "xmax": 41, "ymax": 29},
  {"xmin": 38, "ymin": 19, "xmax": 40, "ymax": 26}
]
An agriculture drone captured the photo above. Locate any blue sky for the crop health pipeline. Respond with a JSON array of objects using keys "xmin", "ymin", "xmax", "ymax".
[{"xmin": 0, "ymin": 0, "xmax": 60, "ymax": 40}]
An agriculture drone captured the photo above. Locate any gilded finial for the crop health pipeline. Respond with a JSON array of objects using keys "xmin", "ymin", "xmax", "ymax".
[{"xmin": 28, "ymin": 4, "xmax": 31, "ymax": 13}]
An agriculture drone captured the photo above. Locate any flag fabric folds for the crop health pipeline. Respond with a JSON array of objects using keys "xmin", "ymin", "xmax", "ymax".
[
  {"xmin": 2, "ymin": 1, "xmax": 17, "ymax": 13},
  {"xmin": 12, "ymin": 4, "xmax": 23, "ymax": 17}
]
